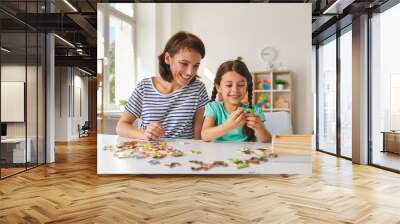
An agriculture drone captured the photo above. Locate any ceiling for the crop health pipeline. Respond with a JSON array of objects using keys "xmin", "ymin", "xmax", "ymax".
[
  {"xmin": 0, "ymin": 0, "xmax": 98, "ymax": 74},
  {"xmin": 0, "ymin": 0, "xmax": 392, "ymax": 74}
]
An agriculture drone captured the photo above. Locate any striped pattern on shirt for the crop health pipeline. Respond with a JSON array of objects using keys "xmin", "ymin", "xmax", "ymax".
[{"xmin": 125, "ymin": 77, "xmax": 209, "ymax": 139}]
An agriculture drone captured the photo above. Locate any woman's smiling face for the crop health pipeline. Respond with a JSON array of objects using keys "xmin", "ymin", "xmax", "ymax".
[
  {"xmin": 165, "ymin": 48, "xmax": 202, "ymax": 87},
  {"xmin": 217, "ymin": 71, "xmax": 247, "ymax": 105}
]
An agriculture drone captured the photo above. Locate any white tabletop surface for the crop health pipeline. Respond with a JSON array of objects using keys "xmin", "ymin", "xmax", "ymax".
[
  {"xmin": 97, "ymin": 134, "xmax": 312, "ymax": 175},
  {"xmin": 1, "ymin": 137, "xmax": 27, "ymax": 143}
]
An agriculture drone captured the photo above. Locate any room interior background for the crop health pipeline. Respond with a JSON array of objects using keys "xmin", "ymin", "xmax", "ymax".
[
  {"xmin": 97, "ymin": 3, "xmax": 313, "ymax": 137},
  {"xmin": 0, "ymin": 0, "xmax": 399, "ymax": 178}
]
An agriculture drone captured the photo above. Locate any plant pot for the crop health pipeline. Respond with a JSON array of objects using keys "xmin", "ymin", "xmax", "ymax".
[{"xmin": 276, "ymin": 84, "xmax": 285, "ymax": 90}]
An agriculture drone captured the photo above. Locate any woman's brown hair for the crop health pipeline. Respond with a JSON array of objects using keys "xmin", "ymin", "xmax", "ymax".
[
  {"xmin": 211, "ymin": 58, "xmax": 255, "ymax": 141},
  {"xmin": 158, "ymin": 31, "xmax": 205, "ymax": 82}
]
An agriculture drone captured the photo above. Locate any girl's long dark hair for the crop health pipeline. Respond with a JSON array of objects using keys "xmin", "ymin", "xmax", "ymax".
[
  {"xmin": 158, "ymin": 31, "xmax": 205, "ymax": 82},
  {"xmin": 211, "ymin": 58, "xmax": 255, "ymax": 141}
]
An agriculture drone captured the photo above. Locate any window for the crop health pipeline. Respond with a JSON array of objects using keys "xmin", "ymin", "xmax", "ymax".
[
  {"xmin": 0, "ymin": 1, "xmax": 46, "ymax": 179},
  {"xmin": 98, "ymin": 4, "xmax": 135, "ymax": 113},
  {"xmin": 110, "ymin": 3, "xmax": 134, "ymax": 17},
  {"xmin": 317, "ymin": 36, "xmax": 337, "ymax": 154},
  {"xmin": 316, "ymin": 25, "xmax": 353, "ymax": 159},
  {"xmin": 371, "ymin": 3, "xmax": 400, "ymax": 171},
  {"xmin": 340, "ymin": 28, "xmax": 352, "ymax": 158},
  {"xmin": 390, "ymin": 74, "xmax": 400, "ymax": 130}
]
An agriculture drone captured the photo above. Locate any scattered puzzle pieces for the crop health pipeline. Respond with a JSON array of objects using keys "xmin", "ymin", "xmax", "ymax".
[
  {"xmin": 105, "ymin": 140, "xmax": 278, "ymax": 171},
  {"xmin": 245, "ymin": 157, "xmax": 262, "ymax": 164},
  {"xmin": 228, "ymin": 158, "xmax": 242, "ymax": 164},
  {"xmin": 104, "ymin": 140, "xmax": 182, "ymax": 160},
  {"xmin": 229, "ymin": 147, "xmax": 273, "ymax": 169},
  {"xmin": 256, "ymin": 147, "xmax": 271, "ymax": 153},
  {"xmin": 115, "ymin": 151, "xmax": 134, "ymax": 158},
  {"xmin": 148, "ymin": 160, "xmax": 160, "ymax": 165},
  {"xmin": 213, "ymin": 161, "xmax": 228, "ymax": 167},
  {"xmin": 228, "ymin": 158, "xmax": 249, "ymax": 169},
  {"xmin": 189, "ymin": 149, "xmax": 201, "ymax": 155},
  {"xmin": 268, "ymin": 153, "xmax": 278, "ymax": 158},
  {"xmin": 170, "ymin": 151, "xmax": 184, "ymax": 157},
  {"xmin": 189, "ymin": 160, "xmax": 229, "ymax": 171},
  {"xmin": 103, "ymin": 145, "xmax": 114, "ymax": 151},
  {"xmin": 151, "ymin": 152, "xmax": 167, "ymax": 159},
  {"xmin": 237, "ymin": 162, "xmax": 249, "ymax": 169},
  {"xmin": 239, "ymin": 146, "xmax": 252, "ymax": 155},
  {"xmin": 165, "ymin": 162, "xmax": 181, "ymax": 168}
]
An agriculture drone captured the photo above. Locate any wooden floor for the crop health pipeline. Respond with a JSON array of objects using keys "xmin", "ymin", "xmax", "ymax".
[
  {"xmin": 373, "ymin": 151, "xmax": 400, "ymax": 171},
  {"xmin": 1, "ymin": 135, "xmax": 400, "ymax": 223},
  {"xmin": 1, "ymin": 167, "xmax": 26, "ymax": 178},
  {"xmin": 1, "ymin": 163, "xmax": 45, "ymax": 178}
]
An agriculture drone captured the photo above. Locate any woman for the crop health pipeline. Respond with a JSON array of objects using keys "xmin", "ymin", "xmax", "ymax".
[{"xmin": 116, "ymin": 31, "xmax": 209, "ymax": 140}]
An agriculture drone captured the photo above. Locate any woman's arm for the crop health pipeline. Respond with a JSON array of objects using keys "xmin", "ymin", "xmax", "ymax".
[
  {"xmin": 192, "ymin": 107, "xmax": 205, "ymax": 139},
  {"xmin": 116, "ymin": 111, "xmax": 145, "ymax": 139},
  {"xmin": 116, "ymin": 111, "xmax": 165, "ymax": 140}
]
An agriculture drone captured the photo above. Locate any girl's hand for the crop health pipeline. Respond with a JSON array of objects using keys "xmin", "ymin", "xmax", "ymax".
[
  {"xmin": 225, "ymin": 108, "xmax": 246, "ymax": 130},
  {"xmin": 245, "ymin": 114, "xmax": 264, "ymax": 130},
  {"xmin": 143, "ymin": 122, "xmax": 165, "ymax": 140}
]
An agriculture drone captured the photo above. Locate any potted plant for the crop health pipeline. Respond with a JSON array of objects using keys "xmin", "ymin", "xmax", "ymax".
[
  {"xmin": 118, "ymin": 99, "xmax": 128, "ymax": 112},
  {"xmin": 275, "ymin": 79, "xmax": 287, "ymax": 90}
]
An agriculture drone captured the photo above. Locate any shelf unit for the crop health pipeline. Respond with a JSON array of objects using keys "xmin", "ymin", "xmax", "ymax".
[{"xmin": 251, "ymin": 70, "xmax": 293, "ymax": 114}]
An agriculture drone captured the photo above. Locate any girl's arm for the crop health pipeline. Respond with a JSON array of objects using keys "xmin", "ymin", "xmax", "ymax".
[
  {"xmin": 201, "ymin": 109, "xmax": 246, "ymax": 141},
  {"xmin": 201, "ymin": 116, "xmax": 231, "ymax": 142},
  {"xmin": 246, "ymin": 115, "xmax": 271, "ymax": 143},
  {"xmin": 255, "ymin": 125, "xmax": 272, "ymax": 143},
  {"xmin": 192, "ymin": 107, "xmax": 205, "ymax": 139},
  {"xmin": 116, "ymin": 111, "xmax": 164, "ymax": 140}
]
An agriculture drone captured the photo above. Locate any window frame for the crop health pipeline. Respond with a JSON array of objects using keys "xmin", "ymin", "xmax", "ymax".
[
  {"xmin": 98, "ymin": 4, "xmax": 136, "ymax": 114},
  {"xmin": 315, "ymin": 24, "xmax": 353, "ymax": 161},
  {"xmin": 368, "ymin": 1, "xmax": 400, "ymax": 173}
]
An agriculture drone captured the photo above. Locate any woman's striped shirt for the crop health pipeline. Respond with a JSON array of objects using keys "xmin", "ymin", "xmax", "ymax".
[{"xmin": 125, "ymin": 77, "xmax": 209, "ymax": 139}]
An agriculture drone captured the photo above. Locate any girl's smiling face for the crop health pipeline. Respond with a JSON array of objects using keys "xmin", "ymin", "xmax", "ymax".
[
  {"xmin": 165, "ymin": 48, "xmax": 202, "ymax": 87},
  {"xmin": 216, "ymin": 71, "xmax": 247, "ymax": 106}
]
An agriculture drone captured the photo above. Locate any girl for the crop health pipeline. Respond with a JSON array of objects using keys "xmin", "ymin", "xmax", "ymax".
[
  {"xmin": 201, "ymin": 59, "xmax": 271, "ymax": 143},
  {"xmin": 116, "ymin": 31, "xmax": 209, "ymax": 140}
]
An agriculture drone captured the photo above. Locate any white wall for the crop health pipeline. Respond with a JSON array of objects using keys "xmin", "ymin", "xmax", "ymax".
[
  {"xmin": 183, "ymin": 4, "xmax": 312, "ymax": 134},
  {"xmin": 1, "ymin": 65, "xmax": 26, "ymax": 139},
  {"xmin": 136, "ymin": 4, "xmax": 157, "ymax": 81},
  {"xmin": 73, "ymin": 74, "xmax": 89, "ymax": 137},
  {"xmin": 1, "ymin": 65, "xmax": 37, "ymax": 137},
  {"xmin": 54, "ymin": 67, "xmax": 89, "ymax": 141},
  {"xmin": 1, "ymin": 63, "xmax": 47, "ymax": 162},
  {"xmin": 136, "ymin": 3, "xmax": 312, "ymax": 134},
  {"xmin": 55, "ymin": 67, "xmax": 68, "ymax": 141},
  {"xmin": 135, "ymin": 3, "xmax": 184, "ymax": 81}
]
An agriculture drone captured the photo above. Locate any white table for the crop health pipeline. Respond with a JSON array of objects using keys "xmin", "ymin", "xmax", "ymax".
[
  {"xmin": 97, "ymin": 134, "xmax": 312, "ymax": 175},
  {"xmin": 1, "ymin": 137, "xmax": 31, "ymax": 163}
]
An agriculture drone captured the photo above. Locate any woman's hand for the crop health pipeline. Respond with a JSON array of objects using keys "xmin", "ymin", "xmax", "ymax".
[
  {"xmin": 224, "ymin": 108, "xmax": 246, "ymax": 130},
  {"xmin": 143, "ymin": 122, "xmax": 165, "ymax": 140},
  {"xmin": 245, "ymin": 113, "xmax": 264, "ymax": 131}
]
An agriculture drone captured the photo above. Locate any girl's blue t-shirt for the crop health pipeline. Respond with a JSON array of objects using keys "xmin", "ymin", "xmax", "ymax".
[{"xmin": 203, "ymin": 101, "xmax": 265, "ymax": 142}]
